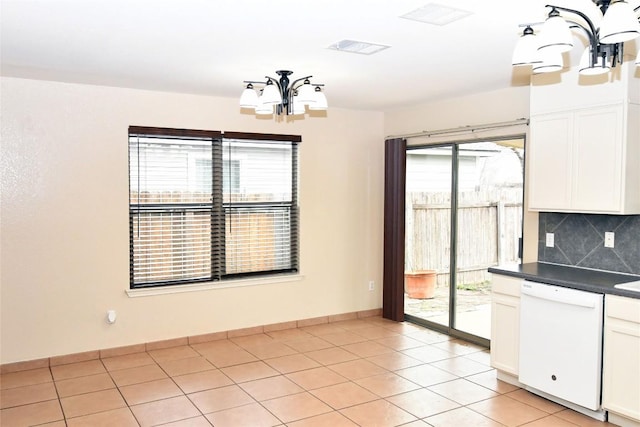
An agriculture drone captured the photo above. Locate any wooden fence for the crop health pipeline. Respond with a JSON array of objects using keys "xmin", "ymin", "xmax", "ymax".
[
  {"xmin": 130, "ymin": 191, "xmax": 285, "ymax": 283},
  {"xmin": 406, "ymin": 187, "xmax": 523, "ymax": 288}
]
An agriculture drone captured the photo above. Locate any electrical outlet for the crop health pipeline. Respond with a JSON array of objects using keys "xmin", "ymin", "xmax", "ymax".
[
  {"xmin": 546, "ymin": 233, "xmax": 554, "ymax": 248},
  {"xmin": 368, "ymin": 280, "xmax": 375, "ymax": 291},
  {"xmin": 106, "ymin": 310, "xmax": 117, "ymax": 324},
  {"xmin": 604, "ymin": 232, "xmax": 615, "ymax": 248}
]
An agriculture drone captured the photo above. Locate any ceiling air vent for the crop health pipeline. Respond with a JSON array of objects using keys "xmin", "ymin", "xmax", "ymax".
[
  {"xmin": 400, "ymin": 3, "xmax": 473, "ymax": 26},
  {"xmin": 328, "ymin": 40, "xmax": 391, "ymax": 55}
]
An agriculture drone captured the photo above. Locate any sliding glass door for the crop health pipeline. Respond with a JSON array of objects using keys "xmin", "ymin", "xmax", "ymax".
[
  {"xmin": 404, "ymin": 146, "xmax": 453, "ymax": 329},
  {"xmin": 404, "ymin": 138, "xmax": 524, "ymax": 344}
]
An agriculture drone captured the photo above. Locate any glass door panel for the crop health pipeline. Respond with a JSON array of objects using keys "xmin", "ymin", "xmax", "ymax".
[
  {"xmin": 404, "ymin": 146, "xmax": 453, "ymax": 328},
  {"xmin": 454, "ymin": 141, "xmax": 524, "ymax": 339}
]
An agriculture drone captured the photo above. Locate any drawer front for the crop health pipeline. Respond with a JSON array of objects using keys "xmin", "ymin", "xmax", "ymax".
[
  {"xmin": 607, "ymin": 295, "xmax": 640, "ymax": 324},
  {"xmin": 492, "ymin": 275, "xmax": 522, "ymax": 297}
]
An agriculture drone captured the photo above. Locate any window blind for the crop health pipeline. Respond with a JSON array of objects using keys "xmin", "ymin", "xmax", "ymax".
[
  {"xmin": 222, "ymin": 138, "xmax": 298, "ymax": 276},
  {"xmin": 128, "ymin": 127, "xmax": 299, "ymax": 288},
  {"xmin": 129, "ymin": 134, "xmax": 215, "ymax": 286}
]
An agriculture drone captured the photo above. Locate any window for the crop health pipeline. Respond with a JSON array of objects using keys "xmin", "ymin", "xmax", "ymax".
[{"xmin": 129, "ymin": 126, "xmax": 300, "ymax": 288}]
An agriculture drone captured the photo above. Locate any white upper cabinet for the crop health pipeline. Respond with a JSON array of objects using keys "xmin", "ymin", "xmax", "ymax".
[
  {"xmin": 528, "ymin": 62, "xmax": 640, "ymax": 214},
  {"xmin": 528, "ymin": 112, "xmax": 573, "ymax": 211}
]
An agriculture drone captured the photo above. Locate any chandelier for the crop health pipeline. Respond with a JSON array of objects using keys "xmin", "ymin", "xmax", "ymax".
[
  {"xmin": 512, "ymin": 0, "xmax": 640, "ymax": 76},
  {"xmin": 239, "ymin": 70, "xmax": 327, "ymax": 116}
]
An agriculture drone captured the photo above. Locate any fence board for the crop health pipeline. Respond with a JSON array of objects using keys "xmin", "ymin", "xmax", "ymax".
[{"xmin": 406, "ymin": 188, "xmax": 522, "ymax": 287}]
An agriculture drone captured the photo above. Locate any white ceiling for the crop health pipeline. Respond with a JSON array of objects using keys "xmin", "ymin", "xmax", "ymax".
[{"xmin": 1, "ymin": 0, "xmax": 635, "ymax": 111}]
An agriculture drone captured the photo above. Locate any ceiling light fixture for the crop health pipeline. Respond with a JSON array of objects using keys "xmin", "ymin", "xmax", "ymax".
[
  {"xmin": 240, "ymin": 70, "xmax": 327, "ymax": 117},
  {"xmin": 512, "ymin": 0, "xmax": 640, "ymax": 76}
]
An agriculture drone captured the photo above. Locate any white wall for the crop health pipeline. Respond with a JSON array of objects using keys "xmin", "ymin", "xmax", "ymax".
[
  {"xmin": 0, "ymin": 77, "xmax": 385, "ymax": 364},
  {"xmin": 384, "ymin": 86, "xmax": 538, "ymax": 263}
]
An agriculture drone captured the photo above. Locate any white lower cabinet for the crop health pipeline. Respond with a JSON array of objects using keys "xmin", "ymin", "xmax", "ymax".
[
  {"xmin": 603, "ymin": 295, "xmax": 640, "ymax": 426},
  {"xmin": 490, "ymin": 274, "xmax": 522, "ymax": 377},
  {"xmin": 490, "ymin": 275, "xmax": 640, "ymax": 426}
]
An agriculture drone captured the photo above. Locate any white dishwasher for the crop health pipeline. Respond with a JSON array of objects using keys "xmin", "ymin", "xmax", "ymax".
[{"xmin": 519, "ymin": 280, "xmax": 605, "ymax": 419}]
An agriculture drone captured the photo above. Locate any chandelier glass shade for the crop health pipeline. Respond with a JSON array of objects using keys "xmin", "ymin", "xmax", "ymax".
[
  {"xmin": 308, "ymin": 87, "xmax": 328, "ymax": 110},
  {"xmin": 239, "ymin": 85, "xmax": 259, "ymax": 108},
  {"xmin": 537, "ymin": 10, "xmax": 574, "ymax": 54},
  {"xmin": 240, "ymin": 70, "xmax": 327, "ymax": 117},
  {"xmin": 260, "ymin": 82, "xmax": 282, "ymax": 105},
  {"xmin": 512, "ymin": 0, "xmax": 640, "ymax": 77},
  {"xmin": 512, "ymin": 26, "xmax": 542, "ymax": 66},
  {"xmin": 599, "ymin": 0, "xmax": 640, "ymax": 43},
  {"xmin": 578, "ymin": 46, "xmax": 611, "ymax": 75},
  {"xmin": 533, "ymin": 50, "xmax": 564, "ymax": 74}
]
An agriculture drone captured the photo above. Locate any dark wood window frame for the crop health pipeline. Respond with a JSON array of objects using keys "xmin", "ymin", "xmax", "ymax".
[{"xmin": 128, "ymin": 126, "xmax": 301, "ymax": 289}]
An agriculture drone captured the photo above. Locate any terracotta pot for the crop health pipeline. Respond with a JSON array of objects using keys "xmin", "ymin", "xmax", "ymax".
[{"xmin": 405, "ymin": 270, "xmax": 436, "ymax": 299}]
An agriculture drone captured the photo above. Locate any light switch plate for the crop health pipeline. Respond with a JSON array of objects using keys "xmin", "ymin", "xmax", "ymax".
[{"xmin": 546, "ymin": 233, "xmax": 554, "ymax": 248}]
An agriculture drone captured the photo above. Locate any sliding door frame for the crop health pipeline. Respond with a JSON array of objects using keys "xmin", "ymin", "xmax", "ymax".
[{"xmin": 402, "ymin": 134, "xmax": 527, "ymax": 348}]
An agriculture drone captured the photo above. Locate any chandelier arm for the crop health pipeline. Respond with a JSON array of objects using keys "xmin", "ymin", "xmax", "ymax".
[
  {"xmin": 617, "ymin": 42, "xmax": 623, "ymax": 67},
  {"xmin": 566, "ymin": 20, "xmax": 590, "ymax": 35},
  {"xmin": 565, "ymin": 20, "xmax": 602, "ymax": 67},
  {"xmin": 265, "ymin": 76, "xmax": 282, "ymax": 91},
  {"xmin": 290, "ymin": 75, "xmax": 313, "ymax": 90}
]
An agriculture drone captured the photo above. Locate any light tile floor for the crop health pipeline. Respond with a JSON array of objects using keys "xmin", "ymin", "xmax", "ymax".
[{"xmin": 0, "ymin": 317, "xmax": 615, "ymax": 426}]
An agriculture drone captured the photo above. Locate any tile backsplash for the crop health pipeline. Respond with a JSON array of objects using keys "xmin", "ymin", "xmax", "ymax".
[{"xmin": 538, "ymin": 213, "xmax": 640, "ymax": 275}]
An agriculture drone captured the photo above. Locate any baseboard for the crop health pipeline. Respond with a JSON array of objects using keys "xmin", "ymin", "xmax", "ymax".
[
  {"xmin": 0, "ymin": 308, "xmax": 383, "ymax": 373},
  {"xmin": 608, "ymin": 412, "xmax": 640, "ymax": 427}
]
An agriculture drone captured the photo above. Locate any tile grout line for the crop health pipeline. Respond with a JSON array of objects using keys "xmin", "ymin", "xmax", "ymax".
[{"xmin": 3, "ymin": 318, "xmax": 593, "ymax": 427}]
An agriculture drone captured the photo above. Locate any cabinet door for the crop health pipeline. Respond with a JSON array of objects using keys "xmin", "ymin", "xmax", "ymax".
[
  {"xmin": 528, "ymin": 113, "xmax": 573, "ymax": 211},
  {"xmin": 572, "ymin": 105, "xmax": 623, "ymax": 212},
  {"xmin": 603, "ymin": 296, "xmax": 640, "ymax": 421},
  {"xmin": 490, "ymin": 294, "xmax": 520, "ymax": 375},
  {"xmin": 490, "ymin": 275, "xmax": 521, "ymax": 376}
]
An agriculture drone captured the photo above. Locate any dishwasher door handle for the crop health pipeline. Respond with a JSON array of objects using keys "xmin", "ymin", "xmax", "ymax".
[{"xmin": 521, "ymin": 283, "xmax": 597, "ymax": 308}]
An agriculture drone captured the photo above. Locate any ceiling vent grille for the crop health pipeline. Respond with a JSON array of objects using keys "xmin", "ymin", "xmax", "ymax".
[
  {"xmin": 328, "ymin": 40, "xmax": 391, "ymax": 55},
  {"xmin": 400, "ymin": 3, "xmax": 473, "ymax": 26}
]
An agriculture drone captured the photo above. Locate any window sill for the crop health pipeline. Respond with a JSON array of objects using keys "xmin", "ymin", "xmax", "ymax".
[{"xmin": 125, "ymin": 273, "xmax": 304, "ymax": 298}]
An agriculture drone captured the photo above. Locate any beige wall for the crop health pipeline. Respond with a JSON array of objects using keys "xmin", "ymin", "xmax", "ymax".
[
  {"xmin": 384, "ymin": 86, "xmax": 539, "ymax": 263},
  {"xmin": 0, "ymin": 78, "xmax": 535, "ymax": 364},
  {"xmin": 0, "ymin": 77, "xmax": 385, "ymax": 364}
]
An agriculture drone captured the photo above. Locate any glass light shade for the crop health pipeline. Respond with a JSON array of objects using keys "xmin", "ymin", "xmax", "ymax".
[
  {"xmin": 532, "ymin": 50, "xmax": 563, "ymax": 74},
  {"xmin": 537, "ymin": 15, "xmax": 574, "ymax": 54},
  {"xmin": 261, "ymin": 83, "xmax": 282, "ymax": 105},
  {"xmin": 636, "ymin": 48, "xmax": 640, "ymax": 65},
  {"xmin": 239, "ymin": 87, "xmax": 258, "ymax": 108},
  {"xmin": 296, "ymin": 82, "xmax": 316, "ymax": 104},
  {"xmin": 255, "ymin": 101, "xmax": 274, "ymax": 115},
  {"xmin": 578, "ymin": 47, "xmax": 611, "ymax": 75},
  {"xmin": 599, "ymin": 1, "xmax": 640, "ymax": 44},
  {"xmin": 308, "ymin": 89, "xmax": 328, "ymax": 110},
  {"xmin": 291, "ymin": 96, "xmax": 307, "ymax": 115},
  {"xmin": 512, "ymin": 31, "xmax": 541, "ymax": 66}
]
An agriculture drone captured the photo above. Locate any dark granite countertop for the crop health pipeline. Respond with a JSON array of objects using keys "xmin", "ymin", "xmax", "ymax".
[{"xmin": 488, "ymin": 262, "xmax": 640, "ymax": 299}]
